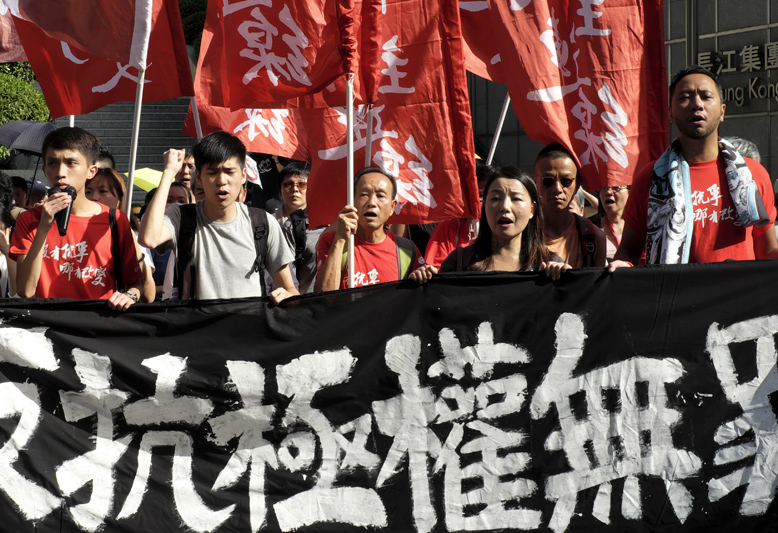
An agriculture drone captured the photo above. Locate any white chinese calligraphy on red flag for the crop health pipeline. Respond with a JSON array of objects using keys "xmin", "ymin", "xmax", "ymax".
[
  {"xmin": 304, "ymin": 0, "xmax": 479, "ymax": 227},
  {"xmin": 13, "ymin": 0, "xmax": 193, "ymax": 118},
  {"xmin": 214, "ymin": 0, "xmax": 347, "ymax": 107},
  {"xmin": 184, "ymin": 0, "xmax": 309, "ymax": 160},
  {"xmin": 183, "ymin": 103, "xmax": 309, "ymax": 162},
  {"xmin": 488, "ymin": 0, "xmax": 667, "ymax": 190}
]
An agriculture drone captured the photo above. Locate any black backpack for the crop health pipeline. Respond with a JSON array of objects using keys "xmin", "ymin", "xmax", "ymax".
[{"xmin": 174, "ymin": 204, "xmax": 269, "ymax": 298}]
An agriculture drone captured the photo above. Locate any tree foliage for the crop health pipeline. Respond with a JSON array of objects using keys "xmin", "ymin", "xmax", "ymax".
[
  {"xmin": 0, "ymin": 62, "xmax": 35, "ymax": 85},
  {"xmin": 0, "ymin": 72, "xmax": 50, "ymax": 160},
  {"xmin": 0, "ymin": 73, "xmax": 49, "ymax": 124}
]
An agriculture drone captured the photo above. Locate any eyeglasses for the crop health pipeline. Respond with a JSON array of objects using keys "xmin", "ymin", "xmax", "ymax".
[
  {"xmin": 540, "ymin": 176, "xmax": 575, "ymax": 189},
  {"xmin": 599, "ymin": 185, "xmax": 630, "ymax": 193},
  {"xmin": 282, "ymin": 180, "xmax": 308, "ymax": 191}
]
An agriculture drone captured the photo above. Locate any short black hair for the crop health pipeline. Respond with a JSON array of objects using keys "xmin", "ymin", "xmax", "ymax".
[
  {"xmin": 535, "ymin": 142, "xmax": 576, "ymax": 164},
  {"xmin": 354, "ymin": 166, "xmax": 397, "ymax": 200},
  {"xmin": 669, "ymin": 65, "xmax": 722, "ymax": 101},
  {"xmin": 192, "ymin": 131, "xmax": 246, "ymax": 172},
  {"xmin": 279, "ymin": 161, "xmax": 310, "ymax": 182},
  {"xmin": 42, "ymin": 127, "xmax": 100, "ymax": 165},
  {"xmin": 97, "ymin": 147, "xmax": 115, "ymax": 169},
  {"xmin": 11, "ymin": 175, "xmax": 27, "ymax": 192}
]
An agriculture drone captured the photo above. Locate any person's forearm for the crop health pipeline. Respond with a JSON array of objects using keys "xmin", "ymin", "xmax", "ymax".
[
  {"xmin": 7, "ymin": 258, "xmax": 16, "ymax": 297},
  {"xmin": 139, "ymin": 168, "xmax": 176, "ymax": 248},
  {"xmin": 16, "ymin": 225, "xmax": 50, "ymax": 297},
  {"xmin": 139, "ymin": 262, "xmax": 156, "ymax": 302},
  {"xmin": 314, "ymin": 240, "xmax": 346, "ymax": 292}
]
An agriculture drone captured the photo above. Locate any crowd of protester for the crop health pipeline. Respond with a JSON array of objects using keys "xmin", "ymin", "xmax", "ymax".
[{"xmin": 0, "ymin": 65, "xmax": 776, "ymax": 307}]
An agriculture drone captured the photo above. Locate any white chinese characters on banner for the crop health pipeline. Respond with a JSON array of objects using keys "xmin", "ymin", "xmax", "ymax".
[
  {"xmin": 530, "ymin": 314, "xmax": 701, "ymax": 532},
  {"xmin": 7, "ymin": 306, "xmax": 778, "ymax": 531},
  {"xmin": 707, "ymin": 316, "xmax": 778, "ymax": 516},
  {"xmin": 117, "ymin": 354, "xmax": 233, "ymax": 532}
]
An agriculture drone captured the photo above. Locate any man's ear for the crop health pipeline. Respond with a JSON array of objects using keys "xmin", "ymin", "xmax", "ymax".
[
  {"xmin": 241, "ymin": 166, "xmax": 247, "ymax": 184},
  {"xmin": 720, "ymin": 103, "xmax": 726, "ymax": 123},
  {"xmin": 86, "ymin": 165, "xmax": 98, "ymax": 180}
]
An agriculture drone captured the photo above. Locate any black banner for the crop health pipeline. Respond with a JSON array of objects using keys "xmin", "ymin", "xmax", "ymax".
[{"xmin": 1, "ymin": 261, "xmax": 777, "ymax": 532}]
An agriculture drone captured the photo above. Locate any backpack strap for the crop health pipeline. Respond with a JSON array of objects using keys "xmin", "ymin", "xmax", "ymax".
[
  {"xmin": 176, "ymin": 204, "xmax": 198, "ymax": 298},
  {"xmin": 288, "ymin": 209, "xmax": 307, "ymax": 274},
  {"xmin": 248, "ymin": 207, "xmax": 269, "ymax": 295},
  {"xmin": 456, "ymin": 245, "xmax": 464, "ymax": 272},
  {"xmin": 395, "ymin": 236, "xmax": 416, "ymax": 279},
  {"xmin": 574, "ymin": 213, "xmax": 597, "ymax": 268},
  {"xmin": 109, "ymin": 208, "xmax": 125, "ymax": 291}
]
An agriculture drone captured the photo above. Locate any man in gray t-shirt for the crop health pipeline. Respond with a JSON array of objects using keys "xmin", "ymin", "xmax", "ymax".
[{"xmin": 139, "ymin": 131, "xmax": 298, "ymax": 303}]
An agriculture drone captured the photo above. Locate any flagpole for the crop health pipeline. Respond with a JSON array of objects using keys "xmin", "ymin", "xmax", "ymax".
[
  {"xmin": 486, "ymin": 93, "xmax": 511, "ymax": 165},
  {"xmin": 346, "ymin": 73, "xmax": 355, "ymax": 289},
  {"xmin": 364, "ymin": 104, "xmax": 373, "ymax": 167},
  {"xmin": 191, "ymin": 96, "xmax": 203, "ymax": 139},
  {"xmin": 125, "ymin": 66, "xmax": 146, "ymax": 216},
  {"xmin": 68, "ymin": 115, "xmax": 74, "ymax": 128}
]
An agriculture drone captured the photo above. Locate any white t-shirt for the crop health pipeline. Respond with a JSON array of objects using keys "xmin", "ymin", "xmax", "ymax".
[{"xmin": 163, "ymin": 202, "xmax": 293, "ymax": 300}]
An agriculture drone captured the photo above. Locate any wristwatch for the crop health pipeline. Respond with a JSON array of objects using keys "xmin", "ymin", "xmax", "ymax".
[{"xmin": 124, "ymin": 290, "xmax": 139, "ymax": 303}]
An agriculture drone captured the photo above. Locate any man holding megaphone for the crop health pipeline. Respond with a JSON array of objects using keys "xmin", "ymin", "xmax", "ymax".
[{"xmin": 9, "ymin": 127, "xmax": 144, "ymax": 310}]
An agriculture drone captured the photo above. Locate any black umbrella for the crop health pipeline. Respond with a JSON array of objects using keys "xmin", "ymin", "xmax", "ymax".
[{"xmin": 0, "ymin": 120, "xmax": 58, "ymax": 155}]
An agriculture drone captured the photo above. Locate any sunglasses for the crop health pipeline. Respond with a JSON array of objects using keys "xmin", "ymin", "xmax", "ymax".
[
  {"xmin": 540, "ymin": 176, "xmax": 575, "ymax": 189},
  {"xmin": 600, "ymin": 185, "xmax": 630, "ymax": 193},
  {"xmin": 282, "ymin": 180, "xmax": 308, "ymax": 191}
]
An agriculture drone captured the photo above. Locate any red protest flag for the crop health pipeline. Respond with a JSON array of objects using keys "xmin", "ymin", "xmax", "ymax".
[
  {"xmin": 3, "ymin": 0, "xmax": 153, "ymax": 67},
  {"xmin": 204, "ymin": 0, "xmax": 348, "ymax": 108},
  {"xmin": 487, "ymin": 0, "xmax": 667, "ymax": 191},
  {"xmin": 183, "ymin": 102, "xmax": 309, "ymax": 163},
  {"xmin": 459, "ymin": 1, "xmax": 505, "ymax": 82},
  {"xmin": 184, "ymin": 0, "xmax": 308, "ymax": 161},
  {"xmin": 303, "ymin": 0, "xmax": 479, "ymax": 227},
  {"xmin": 0, "ymin": 11, "xmax": 25, "ymax": 63},
  {"xmin": 14, "ymin": 0, "xmax": 193, "ymax": 118}
]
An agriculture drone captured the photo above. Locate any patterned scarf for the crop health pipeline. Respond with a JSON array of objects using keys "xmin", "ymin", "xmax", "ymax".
[{"xmin": 645, "ymin": 138, "xmax": 769, "ymax": 264}]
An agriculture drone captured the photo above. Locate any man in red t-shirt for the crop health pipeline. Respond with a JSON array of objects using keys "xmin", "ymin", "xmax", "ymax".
[
  {"xmin": 10, "ymin": 127, "xmax": 143, "ymax": 310},
  {"xmin": 610, "ymin": 66, "xmax": 778, "ymax": 269},
  {"xmin": 315, "ymin": 167, "xmax": 423, "ymax": 291}
]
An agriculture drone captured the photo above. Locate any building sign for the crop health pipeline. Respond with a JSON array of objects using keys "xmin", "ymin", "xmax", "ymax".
[{"xmin": 698, "ymin": 45, "xmax": 778, "ymax": 106}]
